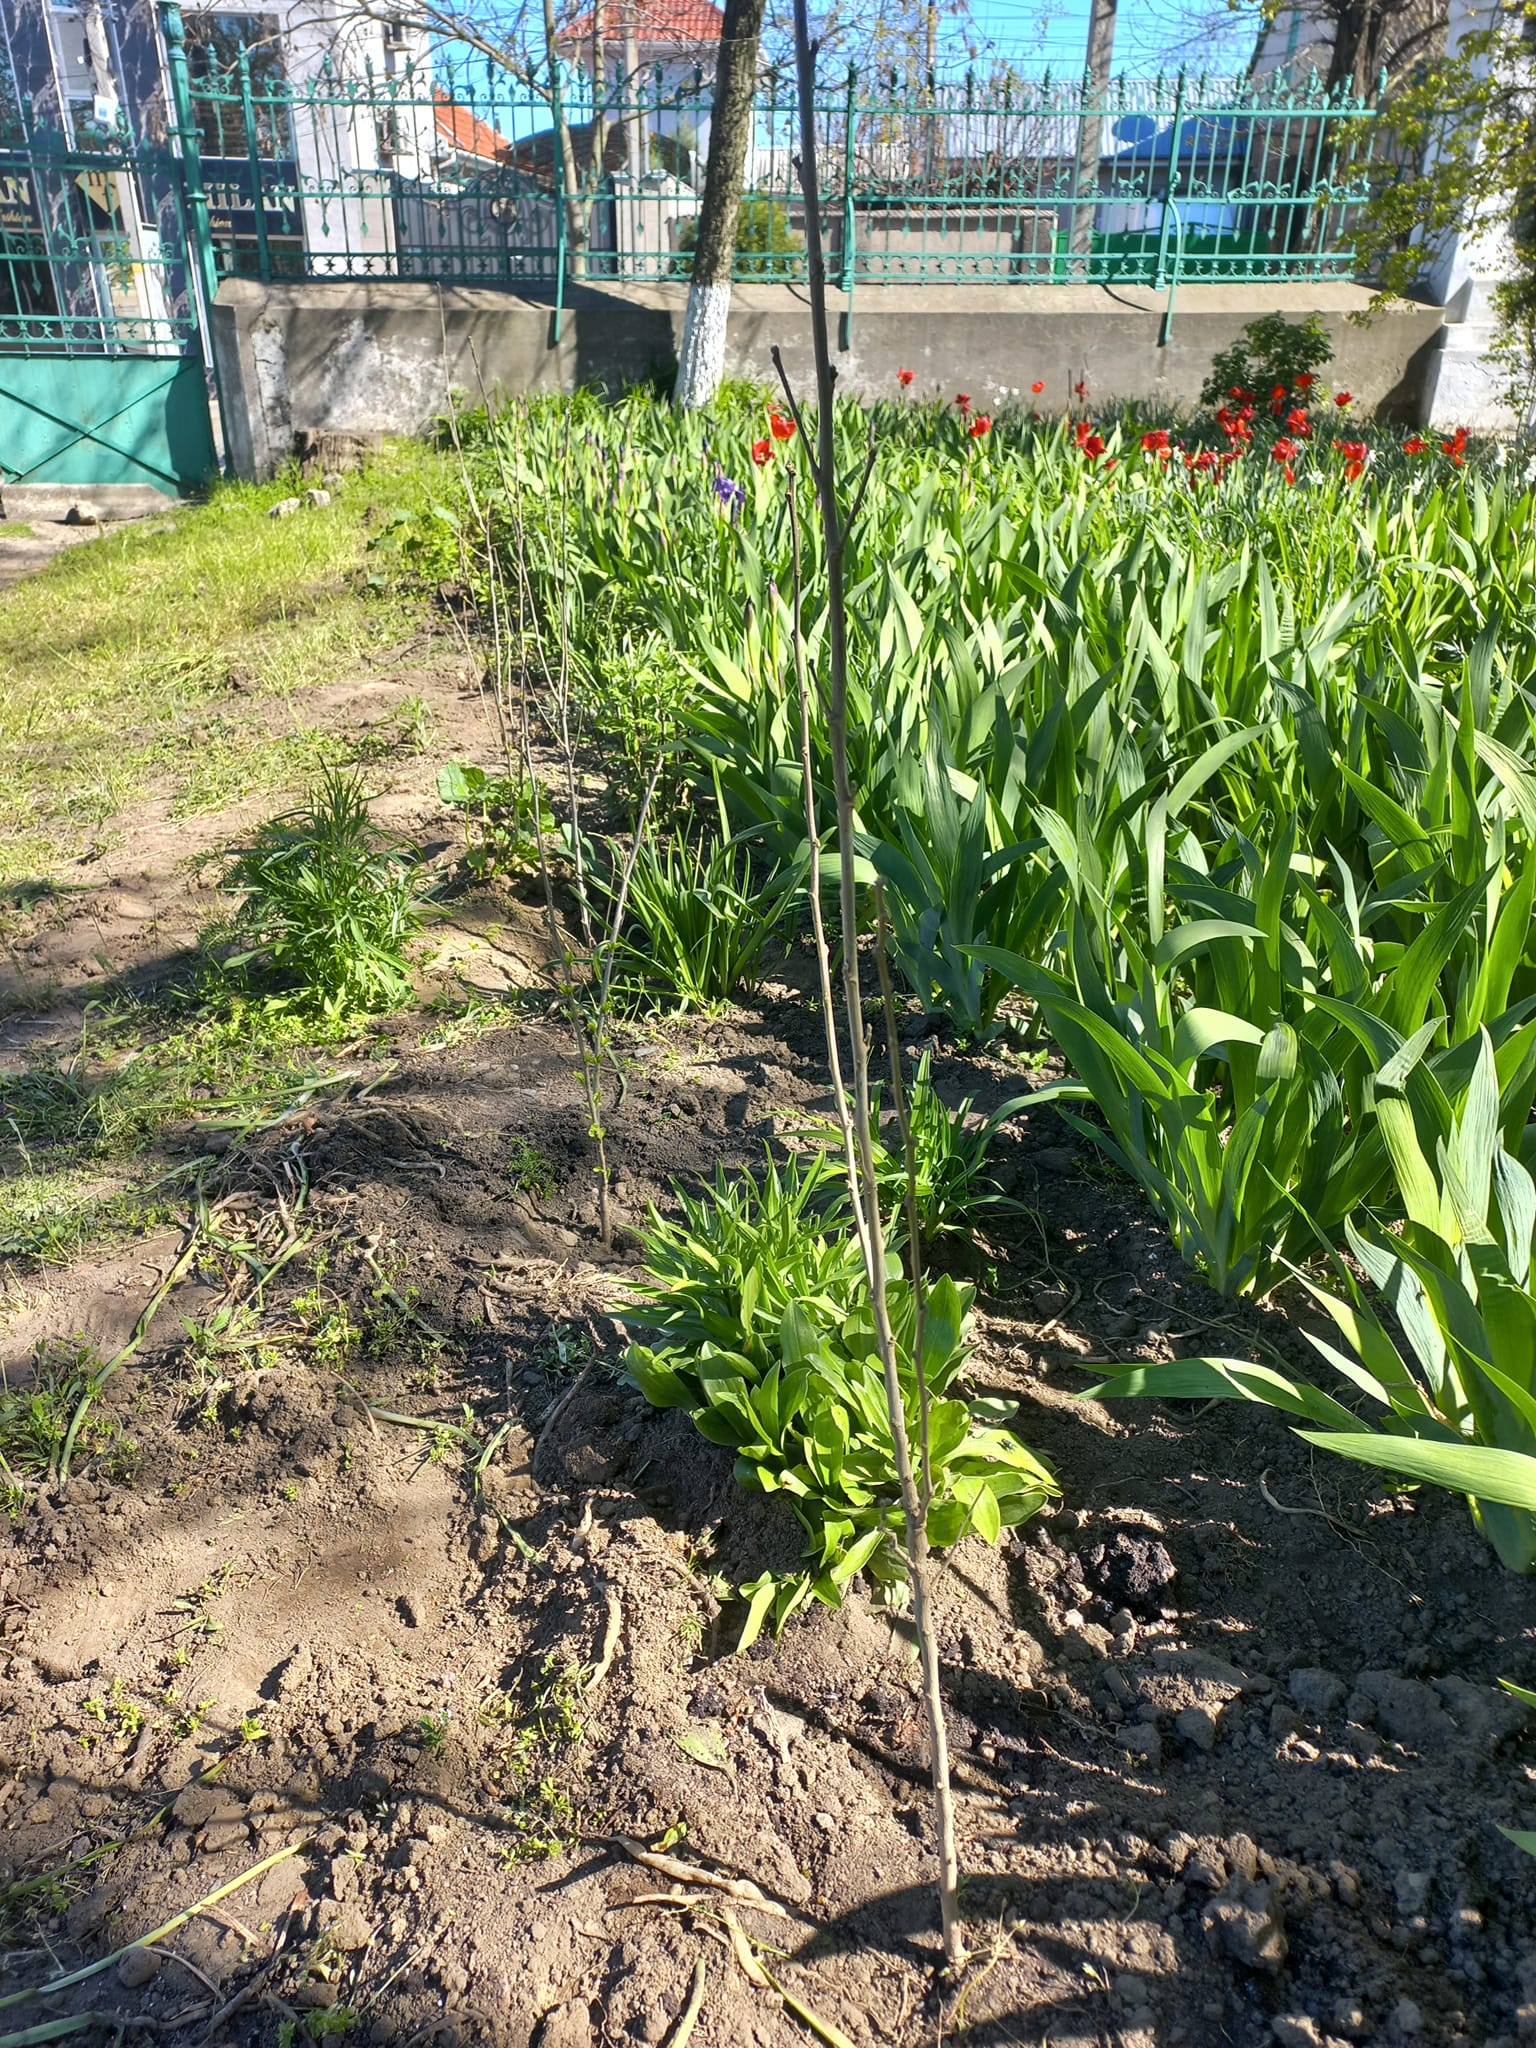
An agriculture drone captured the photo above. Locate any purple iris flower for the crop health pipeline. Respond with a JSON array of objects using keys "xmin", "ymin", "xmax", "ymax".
[{"xmin": 713, "ymin": 471, "xmax": 745, "ymax": 518}]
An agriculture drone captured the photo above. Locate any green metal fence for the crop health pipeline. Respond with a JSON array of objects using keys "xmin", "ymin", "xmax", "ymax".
[{"xmin": 182, "ymin": 55, "xmax": 1379, "ymax": 312}]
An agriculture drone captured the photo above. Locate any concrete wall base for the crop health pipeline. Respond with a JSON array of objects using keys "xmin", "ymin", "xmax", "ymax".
[
  {"xmin": 211, "ymin": 276, "xmax": 1447, "ymax": 479},
  {"xmin": 1423, "ymin": 316, "xmax": 1519, "ymax": 433}
]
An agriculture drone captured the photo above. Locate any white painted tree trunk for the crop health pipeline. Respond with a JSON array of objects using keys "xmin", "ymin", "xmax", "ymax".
[{"xmin": 674, "ymin": 281, "xmax": 733, "ymax": 410}]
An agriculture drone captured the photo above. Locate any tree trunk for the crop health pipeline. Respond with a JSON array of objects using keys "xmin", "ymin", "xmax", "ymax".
[
  {"xmin": 543, "ymin": 0, "xmax": 588, "ymax": 275},
  {"xmin": 673, "ymin": 0, "xmax": 766, "ymax": 408},
  {"xmin": 591, "ymin": 0, "xmax": 608, "ymax": 188},
  {"xmin": 624, "ymin": 4, "xmax": 643, "ymax": 181},
  {"xmin": 1071, "ymin": 0, "xmax": 1118, "ymax": 261}
]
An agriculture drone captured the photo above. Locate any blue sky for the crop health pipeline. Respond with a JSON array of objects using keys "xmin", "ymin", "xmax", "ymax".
[{"xmin": 958, "ymin": 0, "xmax": 1259, "ymax": 75}]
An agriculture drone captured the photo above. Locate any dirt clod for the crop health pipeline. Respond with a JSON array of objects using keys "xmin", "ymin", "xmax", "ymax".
[
  {"xmin": 116, "ymin": 1944, "xmax": 161, "ymax": 1988},
  {"xmin": 1202, "ymin": 1886, "xmax": 1289, "ymax": 1971}
]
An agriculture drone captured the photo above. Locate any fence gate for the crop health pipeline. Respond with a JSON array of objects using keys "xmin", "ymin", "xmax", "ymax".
[{"xmin": 0, "ymin": 111, "xmax": 217, "ymax": 500}]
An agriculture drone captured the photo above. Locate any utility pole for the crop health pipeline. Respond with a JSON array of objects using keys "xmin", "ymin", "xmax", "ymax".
[
  {"xmin": 1070, "ymin": 0, "xmax": 1116, "ymax": 263},
  {"xmin": 673, "ymin": 0, "xmax": 767, "ymax": 408}
]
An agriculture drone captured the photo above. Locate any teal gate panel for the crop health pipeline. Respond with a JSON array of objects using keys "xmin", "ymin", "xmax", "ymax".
[
  {"xmin": 0, "ymin": 352, "xmax": 217, "ymax": 494},
  {"xmin": 0, "ymin": 12, "xmax": 220, "ymax": 503}
]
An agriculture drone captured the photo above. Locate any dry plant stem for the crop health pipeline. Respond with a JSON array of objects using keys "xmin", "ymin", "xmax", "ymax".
[
  {"xmin": 462, "ymin": 404, "xmax": 659, "ymax": 1249},
  {"xmin": 667, "ymin": 1959, "xmax": 707, "ymax": 2048},
  {"xmin": 0, "ymin": 1846, "xmax": 302, "ymax": 2015},
  {"xmin": 554, "ymin": 406, "xmax": 594, "ymax": 951},
  {"xmin": 781, "ymin": 0, "xmax": 963, "ymax": 1968},
  {"xmin": 873, "ymin": 887, "xmax": 933, "ymax": 1510}
]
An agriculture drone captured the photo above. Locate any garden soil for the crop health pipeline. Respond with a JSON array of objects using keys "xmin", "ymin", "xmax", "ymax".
[{"xmin": 3, "ymin": 649, "xmax": 1536, "ymax": 2048}]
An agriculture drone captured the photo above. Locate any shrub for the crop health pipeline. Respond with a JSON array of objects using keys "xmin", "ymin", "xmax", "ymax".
[
  {"xmin": 673, "ymin": 197, "xmax": 803, "ymax": 279},
  {"xmin": 1200, "ymin": 312, "xmax": 1334, "ymax": 407}
]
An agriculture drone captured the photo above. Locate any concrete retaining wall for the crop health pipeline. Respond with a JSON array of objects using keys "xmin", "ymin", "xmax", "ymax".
[{"xmin": 211, "ymin": 275, "xmax": 1447, "ymax": 478}]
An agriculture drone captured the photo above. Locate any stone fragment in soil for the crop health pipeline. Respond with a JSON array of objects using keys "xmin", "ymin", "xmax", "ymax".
[
  {"xmin": 1353, "ymin": 1669, "xmax": 1460, "ymax": 1747},
  {"xmin": 1175, "ymin": 1703, "xmax": 1221, "ymax": 1752},
  {"xmin": 116, "ymin": 1945, "xmax": 161, "ymax": 1988}
]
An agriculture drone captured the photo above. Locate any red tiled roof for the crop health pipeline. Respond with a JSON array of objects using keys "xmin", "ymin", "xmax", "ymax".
[
  {"xmin": 433, "ymin": 90, "xmax": 512, "ymax": 162},
  {"xmin": 560, "ymin": 0, "xmax": 723, "ymax": 46}
]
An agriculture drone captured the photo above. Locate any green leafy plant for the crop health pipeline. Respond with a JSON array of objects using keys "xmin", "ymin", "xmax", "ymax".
[
  {"xmin": 621, "ymin": 1156, "xmax": 1055, "ymax": 1638},
  {"xmin": 612, "ymin": 834, "xmax": 794, "ymax": 1012},
  {"xmin": 507, "ymin": 1137, "xmax": 557, "ymax": 1199},
  {"xmin": 436, "ymin": 760, "xmax": 549, "ymax": 878},
  {"xmin": 215, "ymin": 767, "xmax": 431, "ymax": 1018},
  {"xmin": 863, "ymin": 1052, "xmax": 1029, "ymax": 1249},
  {"xmin": 0, "ymin": 1339, "xmax": 133, "ymax": 1491},
  {"xmin": 673, "ymin": 196, "xmax": 803, "ymax": 279},
  {"xmin": 1088, "ymin": 1031, "xmax": 1536, "ymax": 1571},
  {"xmin": 627, "ymin": 1269, "xmax": 1056, "ymax": 1643},
  {"xmin": 1200, "ymin": 312, "xmax": 1334, "ymax": 407},
  {"xmin": 621, "ymin": 1152, "xmax": 865, "ymax": 1371}
]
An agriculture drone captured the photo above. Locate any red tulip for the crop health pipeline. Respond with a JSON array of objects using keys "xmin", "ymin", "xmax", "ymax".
[
  {"xmin": 969, "ymin": 414, "xmax": 992, "ymax": 438},
  {"xmin": 955, "ymin": 393, "xmax": 972, "ymax": 414},
  {"xmin": 1334, "ymin": 391, "xmax": 1353, "ymax": 407},
  {"xmin": 769, "ymin": 411, "xmax": 794, "ymax": 440},
  {"xmin": 1031, "ymin": 380, "xmax": 1045, "ymax": 394},
  {"xmin": 897, "ymin": 368, "xmax": 915, "ymax": 387},
  {"xmin": 750, "ymin": 438, "xmax": 773, "ymax": 466}
]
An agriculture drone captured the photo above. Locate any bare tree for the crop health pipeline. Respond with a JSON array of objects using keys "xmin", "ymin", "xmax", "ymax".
[{"xmin": 293, "ymin": 0, "xmax": 608, "ymax": 270}]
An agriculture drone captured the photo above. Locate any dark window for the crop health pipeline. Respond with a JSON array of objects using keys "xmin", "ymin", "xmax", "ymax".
[{"xmin": 184, "ymin": 11, "xmax": 292, "ymax": 158}]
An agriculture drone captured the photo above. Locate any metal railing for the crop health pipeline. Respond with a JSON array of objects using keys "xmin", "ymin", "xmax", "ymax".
[
  {"xmin": 0, "ymin": 51, "xmax": 1378, "ymax": 358},
  {"xmin": 175, "ymin": 55, "xmax": 1378, "ymax": 314},
  {"xmin": 0, "ymin": 125, "xmax": 201, "ymax": 357}
]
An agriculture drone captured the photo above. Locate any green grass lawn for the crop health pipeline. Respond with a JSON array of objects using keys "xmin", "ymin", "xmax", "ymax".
[
  {"xmin": 0, "ymin": 442, "xmax": 462, "ymax": 1271},
  {"xmin": 0, "ymin": 444, "xmax": 455, "ymax": 887}
]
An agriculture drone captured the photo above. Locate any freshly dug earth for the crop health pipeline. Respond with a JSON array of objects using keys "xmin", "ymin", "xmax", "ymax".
[{"xmin": 3, "ymin": 984, "xmax": 1536, "ymax": 2048}]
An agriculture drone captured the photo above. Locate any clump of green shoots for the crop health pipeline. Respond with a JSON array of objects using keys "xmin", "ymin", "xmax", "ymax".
[
  {"xmin": 612, "ymin": 832, "xmax": 796, "ymax": 1012},
  {"xmin": 212, "ymin": 766, "xmax": 432, "ymax": 1018}
]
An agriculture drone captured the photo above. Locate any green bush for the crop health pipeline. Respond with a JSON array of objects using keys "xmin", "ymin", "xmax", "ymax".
[
  {"xmin": 673, "ymin": 197, "xmax": 803, "ymax": 279},
  {"xmin": 1199, "ymin": 311, "xmax": 1334, "ymax": 405}
]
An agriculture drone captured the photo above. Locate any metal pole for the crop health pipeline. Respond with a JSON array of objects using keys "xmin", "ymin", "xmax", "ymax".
[
  {"xmin": 1152, "ymin": 66, "xmax": 1186, "ymax": 293},
  {"xmin": 161, "ymin": 0, "xmax": 231, "ymax": 477},
  {"xmin": 1157, "ymin": 201, "xmax": 1184, "ymax": 345},
  {"xmin": 839, "ymin": 61, "xmax": 856, "ymax": 347},
  {"xmin": 238, "ymin": 47, "xmax": 272, "ymax": 284}
]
